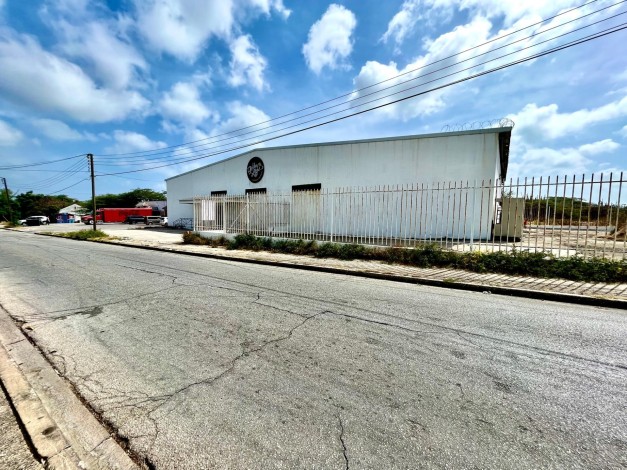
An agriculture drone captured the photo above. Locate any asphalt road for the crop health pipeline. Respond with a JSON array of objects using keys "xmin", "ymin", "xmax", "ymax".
[{"xmin": 0, "ymin": 230, "xmax": 625, "ymax": 469}]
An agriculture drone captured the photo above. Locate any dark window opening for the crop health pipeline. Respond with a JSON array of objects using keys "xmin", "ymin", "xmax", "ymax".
[
  {"xmin": 245, "ymin": 188, "xmax": 267, "ymax": 195},
  {"xmin": 292, "ymin": 183, "xmax": 321, "ymax": 192},
  {"xmin": 211, "ymin": 190, "xmax": 227, "ymax": 196}
]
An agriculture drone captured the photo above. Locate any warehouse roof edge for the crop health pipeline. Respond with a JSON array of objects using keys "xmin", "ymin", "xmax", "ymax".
[{"xmin": 166, "ymin": 126, "xmax": 513, "ymax": 182}]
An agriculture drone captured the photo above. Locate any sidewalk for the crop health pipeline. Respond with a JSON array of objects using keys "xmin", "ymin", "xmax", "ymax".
[{"xmin": 99, "ymin": 227, "xmax": 627, "ymax": 308}]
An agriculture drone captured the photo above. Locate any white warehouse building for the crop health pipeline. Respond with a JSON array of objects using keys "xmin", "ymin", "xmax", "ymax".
[{"xmin": 166, "ymin": 126, "xmax": 513, "ymax": 243}]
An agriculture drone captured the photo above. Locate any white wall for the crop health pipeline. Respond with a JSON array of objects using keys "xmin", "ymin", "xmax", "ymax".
[{"xmin": 167, "ymin": 130, "xmax": 505, "ymax": 230}]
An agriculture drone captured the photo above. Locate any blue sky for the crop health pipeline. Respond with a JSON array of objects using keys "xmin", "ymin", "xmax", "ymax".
[{"xmin": 0, "ymin": 0, "xmax": 625, "ymax": 200}]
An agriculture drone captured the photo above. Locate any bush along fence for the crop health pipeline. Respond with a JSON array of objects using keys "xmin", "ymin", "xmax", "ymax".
[
  {"xmin": 183, "ymin": 232, "xmax": 627, "ymax": 284},
  {"xmin": 191, "ymin": 172, "xmax": 627, "ymax": 261}
]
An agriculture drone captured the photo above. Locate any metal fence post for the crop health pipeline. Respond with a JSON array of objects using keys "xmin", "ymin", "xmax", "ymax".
[
  {"xmin": 246, "ymin": 194, "xmax": 250, "ymax": 234},
  {"xmin": 470, "ymin": 179, "xmax": 477, "ymax": 250},
  {"xmin": 330, "ymin": 191, "xmax": 334, "ymax": 242},
  {"xmin": 223, "ymin": 198, "xmax": 227, "ymax": 233}
]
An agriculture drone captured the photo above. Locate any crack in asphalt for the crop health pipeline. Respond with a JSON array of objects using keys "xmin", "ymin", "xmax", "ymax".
[
  {"xmin": 114, "ymin": 263, "xmax": 180, "ymax": 284},
  {"xmin": 23, "ymin": 240, "xmax": 613, "ymax": 370},
  {"xmin": 53, "ymin": 306, "xmax": 104, "ymax": 322},
  {"xmin": 338, "ymin": 414, "xmax": 349, "ymax": 470},
  {"xmin": 253, "ymin": 296, "xmax": 310, "ymax": 318},
  {"xmin": 456, "ymin": 382, "xmax": 466, "ymax": 400},
  {"xmin": 21, "ymin": 284, "xmax": 183, "ymax": 325},
  {"xmin": 101, "ymin": 257, "xmax": 627, "ymax": 371},
  {"xmin": 138, "ymin": 311, "xmax": 332, "ymax": 454},
  {"xmin": 149, "ymin": 310, "xmax": 329, "ymax": 414},
  {"xmin": 85, "ymin": 309, "xmax": 331, "ymax": 458}
]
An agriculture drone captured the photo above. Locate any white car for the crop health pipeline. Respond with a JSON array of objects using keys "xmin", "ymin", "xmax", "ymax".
[
  {"xmin": 18, "ymin": 219, "xmax": 27, "ymax": 225},
  {"xmin": 160, "ymin": 216, "xmax": 168, "ymax": 227},
  {"xmin": 25, "ymin": 215, "xmax": 50, "ymax": 225}
]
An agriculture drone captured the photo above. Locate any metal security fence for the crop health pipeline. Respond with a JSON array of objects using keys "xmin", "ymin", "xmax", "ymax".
[{"xmin": 192, "ymin": 173, "xmax": 627, "ymax": 260}]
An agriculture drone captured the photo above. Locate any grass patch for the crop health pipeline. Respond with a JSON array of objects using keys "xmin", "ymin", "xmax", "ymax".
[
  {"xmin": 58, "ymin": 229, "xmax": 109, "ymax": 240},
  {"xmin": 182, "ymin": 232, "xmax": 627, "ymax": 283}
]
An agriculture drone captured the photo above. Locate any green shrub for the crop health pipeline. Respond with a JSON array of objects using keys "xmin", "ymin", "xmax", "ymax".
[{"xmin": 182, "ymin": 232, "xmax": 627, "ymax": 283}]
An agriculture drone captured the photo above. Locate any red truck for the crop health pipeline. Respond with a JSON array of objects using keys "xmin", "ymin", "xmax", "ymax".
[{"xmin": 83, "ymin": 207, "xmax": 153, "ymax": 224}]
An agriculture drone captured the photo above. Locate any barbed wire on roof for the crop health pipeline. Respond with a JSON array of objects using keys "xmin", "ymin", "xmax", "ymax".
[{"xmin": 441, "ymin": 118, "xmax": 515, "ymax": 133}]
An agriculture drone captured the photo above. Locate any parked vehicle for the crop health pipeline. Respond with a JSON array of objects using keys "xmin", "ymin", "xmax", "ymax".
[
  {"xmin": 83, "ymin": 207, "xmax": 153, "ymax": 224},
  {"xmin": 160, "ymin": 216, "xmax": 168, "ymax": 227},
  {"xmin": 18, "ymin": 219, "xmax": 27, "ymax": 225},
  {"xmin": 25, "ymin": 215, "xmax": 50, "ymax": 226},
  {"xmin": 124, "ymin": 215, "xmax": 146, "ymax": 224},
  {"xmin": 123, "ymin": 215, "xmax": 162, "ymax": 225}
]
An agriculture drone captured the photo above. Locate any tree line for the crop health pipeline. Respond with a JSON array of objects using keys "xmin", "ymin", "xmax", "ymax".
[{"xmin": 0, "ymin": 188, "xmax": 166, "ymax": 223}]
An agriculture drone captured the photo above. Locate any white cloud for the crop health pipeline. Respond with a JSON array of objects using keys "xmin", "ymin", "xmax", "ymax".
[
  {"xmin": 0, "ymin": 119, "xmax": 23, "ymax": 146},
  {"xmin": 508, "ymin": 146, "xmax": 593, "ymax": 178},
  {"xmin": 508, "ymin": 97, "xmax": 627, "ymax": 141},
  {"xmin": 39, "ymin": 0, "xmax": 147, "ymax": 90},
  {"xmin": 0, "ymin": 31, "xmax": 149, "ymax": 122},
  {"xmin": 382, "ymin": 0, "xmax": 425, "ymax": 49},
  {"xmin": 382, "ymin": 0, "xmax": 607, "ymax": 50},
  {"xmin": 134, "ymin": 0, "xmax": 235, "ymax": 61},
  {"xmin": 352, "ymin": 60, "xmax": 449, "ymax": 121},
  {"xmin": 578, "ymin": 139, "xmax": 620, "ymax": 156},
  {"xmin": 450, "ymin": 0, "xmax": 597, "ymax": 27},
  {"xmin": 619, "ymin": 125, "xmax": 627, "ymax": 138},
  {"xmin": 211, "ymin": 101, "xmax": 271, "ymax": 137},
  {"xmin": 246, "ymin": 0, "xmax": 291, "ymax": 19},
  {"xmin": 228, "ymin": 35, "xmax": 267, "ymax": 91},
  {"xmin": 160, "ymin": 80, "xmax": 214, "ymax": 126},
  {"xmin": 105, "ymin": 130, "xmax": 167, "ymax": 154},
  {"xmin": 302, "ymin": 4, "xmax": 357, "ymax": 75},
  {"xmin": 133, "ymin": 0, "xmax": 291, "ymax": 62},
  {"xmin": 353, "ymin": 16, "xmax": 493, "ymax": 121},
  {"xmin": 371, "ymin": 0, "xmax": 620, "ymax": 122},
  {"xmin": 54, "ymin": 19, "xmax": 148, "ymax": 90},
  {"xmin": 507, "ymin": 100, "xmax": 626, "ymax": 178},
  {"xmin": 32, "ymin": 118, "xmax": 97, "ymax": 142}
]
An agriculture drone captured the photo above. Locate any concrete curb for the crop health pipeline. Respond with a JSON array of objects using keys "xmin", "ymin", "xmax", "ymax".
[
  {"xmin": 0, "ymin": 306, "xmax": 140, "ymax": 470},
  {"xmin": 18, "ymin": 229, "xmax": 627, "ymax": 309},
  {"xmin": 0, "ymin": 342, "xmax": 78, "ymax": 469},
  {"xmin": 28, "ymin": 230, "xmax": 624, "ymax": 310},
  {"xmin": 104, "ymin": 240, "xmax": 627, "ymax": 309}
]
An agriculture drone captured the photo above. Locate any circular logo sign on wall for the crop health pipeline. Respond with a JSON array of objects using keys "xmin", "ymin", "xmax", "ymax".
[{"xmin": 246, "ymin": 157, "xmax": 265, "ymax": 183}]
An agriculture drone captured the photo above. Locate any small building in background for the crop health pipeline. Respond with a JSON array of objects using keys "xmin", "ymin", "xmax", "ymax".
[
  {"xmin": 135, "ymin": 200, "xmax": 167, "ymax": 216},
  {"xmin": 57, "ymin": 203, "xmax": 85, "ymax": 223}
]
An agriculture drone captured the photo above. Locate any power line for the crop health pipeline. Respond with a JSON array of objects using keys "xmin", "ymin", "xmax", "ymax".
[
  {"xmin": 94, "ymin": 0, "xmax": 616, "ymax": 159},
  {"xmin": 2, "ymin": 0, "xmax": 623, "ymax": 174},
  {"xmin": 94, "ymin": 18, "xmax": 627, "ymax": 173},
  {"xmin": 14, "ymin": 160, "xmax": 88, "ymax": 193},
  {"xmin": 92, "ymin": 7, "xmax": 627, "ymax": 170},
  {"xmin": 95, "ymin": 23, "xmax": 627, "ymax": 177},
  {"xmin": 48, "ymin": 178, "xmax": 90, "ymax": 195},
  {"xmin": 0, "ymin": 153, "xmax": 86, "ymax": 171}
]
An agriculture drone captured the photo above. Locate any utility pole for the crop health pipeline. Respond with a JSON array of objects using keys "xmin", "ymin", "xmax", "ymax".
[
  {"xmin": 0, "ymin": 177, "xmax": 13, "ymax": 223},
  {"xmin": 87, "ymin": 154, "xmax": 97, "ymax": 231}
]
